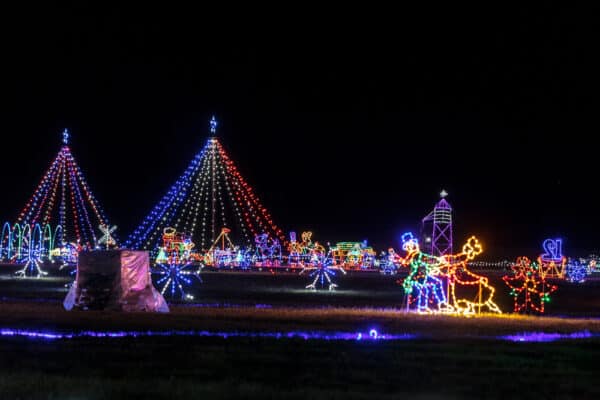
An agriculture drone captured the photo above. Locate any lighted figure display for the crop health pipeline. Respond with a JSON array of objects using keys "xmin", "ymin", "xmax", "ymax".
[
  {"xmin": 503, "ymin": 256, "xmax": 558, "ymax": 314},
  {"xmin": 254, "ymin": 233, "xmax": 282, "ymax": 266},
  {"xmin": 153, "ymin": 262, "xmax": 202, "ymax": 300},
  {"xmin": 565, "ymin": 259, "xmax": 587, "ymax": 283},
  {"xmin": 152, "ymin": 226, "xmax": 203, "ymax": 298},
  {"xmin": 205, "ymin": 227, "xmax": 237, "ymax": 267},
  {"xmin": 50, "ymin": 240, "xmax": 82, "ymax": 277},
  {"xmin": 234, "ymin": 247, "xmax": 253, "ymax": 269},
  {"xmin": 287, "ymin": 231, "xmax": 305, "ymax": 265},
  {"xmin": 398, "ymin": 233, "xmax": 454, "ymax": 314},
  {"xmin": 301, "ymin": 253, "xmax": 346, "ymax": 291},
  {"xmin": 330, "ymin": 241, "xmax": 377, "ymax": 270},
  {"xmin": 288, "ymin": 231, "xmax": 326, "ymax": 267},
  {"xmin": 438, "ymin": 237, "xmax": 502, "ymax": 315},
  {"xmin": 126, "ymin": 117, "xmax": 284, "ymax": 257},
  {"xmin": 15, "ymin": 130, "xmax": 113, "ymax": 250},
  {"xmin": 538, "ymin": 238, "xmax": 566, "ymax": 279},
  {"xmin": 380, "ymin": 248, "xmax": 400, "ymax": 275},
  {"xmin": 155, "ymin": 227, "xmax": 202, "ymax": 265},
  {"xmin": 585, "ymin": 255, "xmax": 600, "ymax": 273}
]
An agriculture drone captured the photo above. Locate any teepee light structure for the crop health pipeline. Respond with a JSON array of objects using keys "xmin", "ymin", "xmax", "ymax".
[
  {"xmin": 16, "ymin": 129, "xmax": 112, "ymax": 248},
  {"xmin": 126, "ymin": 117, "xmax": 284, "ymax": 254}
]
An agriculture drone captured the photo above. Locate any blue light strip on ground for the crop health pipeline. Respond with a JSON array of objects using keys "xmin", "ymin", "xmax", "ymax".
[
  {"xmin": 0, "ymin": 328, "xmax": 414, "ymax": 341},
  {"xmin": 2, "ymin": 328, "xmax": 599, "ymax": 342}
]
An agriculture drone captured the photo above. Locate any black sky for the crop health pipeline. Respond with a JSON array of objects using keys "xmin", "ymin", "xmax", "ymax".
[{"xmin": 0, "ymin": 5, "xmax": 597, "ymax": 258}]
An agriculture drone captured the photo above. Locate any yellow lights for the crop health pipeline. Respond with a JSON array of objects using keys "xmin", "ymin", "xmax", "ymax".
[{"xmin": 439, "ymin": 237, "xmax": 502, "ymax": 316}]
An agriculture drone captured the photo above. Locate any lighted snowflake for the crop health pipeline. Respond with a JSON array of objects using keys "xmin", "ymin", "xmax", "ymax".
[
  {"xmin": 301, "ymin": 256, "xmax": 346, "ymax": 291},
  {"xmin": 14, "ymin": 253, "xmax": 48, "ymax": 278},
  {"xmin": 153, "ymin": 262, "xmax": 202, "ymax": 300},
  {"xmin": 566, "ymin": 259, "xmax": 587, "ymax": 283}
]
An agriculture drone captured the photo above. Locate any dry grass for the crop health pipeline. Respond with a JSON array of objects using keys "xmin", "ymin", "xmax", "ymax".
[{"xmin": 2, "ymin": 300, "xmax": 600, "ymax": 337}]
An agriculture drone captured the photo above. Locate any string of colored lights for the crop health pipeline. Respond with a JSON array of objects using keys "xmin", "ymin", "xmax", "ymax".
[
  {"xmin": 538, "ymin": 238, "xmax": 566, "ymax": 279},
  {"xmin": 438, "ymin": 237, "xmax": 502, "ymax": 315},
  {"xmin": 503, "ymin": 256, "xmax": 558, "ymax": 314},
  {"xmin": 16, "ymin": 130, "xmax": 111, "ymax": 249},
  {"xmin": 300, "ymin": 253, "xmax": 346, "ymax": 291},
  {"xmin": 126, "ymin": 117, "xmax": 284, "ymax": 255},
  {"xmin": 0, "ymin": 222, "xmax": 63, "ymax": 277},
  {"xmin": 153, "ymin": 262, "xmax": 202, "ymax": 300},
  {"xmin": 398, "ymin": 233, "xmax": 453, "ymax": 314},
  {"xmin": 565, "ymin": 259, "xmax": 588, "ymax": 283}
]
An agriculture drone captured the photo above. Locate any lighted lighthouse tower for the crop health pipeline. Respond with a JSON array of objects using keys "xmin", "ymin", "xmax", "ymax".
[{"xmin": 421, "ymin": 190, "xmax": 453, "ymax": 257}]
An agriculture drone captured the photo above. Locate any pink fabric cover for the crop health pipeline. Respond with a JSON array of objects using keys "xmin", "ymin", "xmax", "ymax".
[
  {"xmin": 64, "ymin": 250, "xmax": 169, "ymax": 312},
  {"xmin": 120, "ymin": 250, "xmax": 169, "ymax": 312}
]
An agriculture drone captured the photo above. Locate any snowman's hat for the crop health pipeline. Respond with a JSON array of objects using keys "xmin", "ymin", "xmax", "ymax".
[{"xmin": 401, "ymin": 232, "xmax": 418, "ymax": 248}]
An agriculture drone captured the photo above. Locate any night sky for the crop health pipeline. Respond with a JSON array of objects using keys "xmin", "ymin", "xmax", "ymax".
[{"xmin": 1, "ymin": 6, "xmax": 597, "ymax": 258}]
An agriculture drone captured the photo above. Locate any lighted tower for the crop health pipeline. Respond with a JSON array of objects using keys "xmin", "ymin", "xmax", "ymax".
[{"xmin": 421, "ymin": 190, "xmax": 453, "ymax": 257}]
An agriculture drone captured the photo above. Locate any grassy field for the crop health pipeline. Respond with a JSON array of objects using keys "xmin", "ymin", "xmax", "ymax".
[
  {"xmin": 1, "ymin": 271, "xmax": 600, "ymax": 398},
  {"xmin": 2, "ymin": 300, "xmax": 600, "ymax": 337},
  {"xmin": 3, "ymin": 268, "xmax": 600, "ymax": 315},
  {"xmin": 1, "ymin": 336, "xmax": 599, "ymax": 399}
]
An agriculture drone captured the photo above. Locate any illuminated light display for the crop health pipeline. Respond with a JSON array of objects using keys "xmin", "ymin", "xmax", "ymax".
[
  {"xmin": 380, "ymin": 248, "xmax": 400, "ymax": 275},
  {"xmin": 438, "ymin": 237, "xmax": 502, "ymax": 315},
  {"xmin": 14, "ymin": 129, "xmax": 113, "ymax": 249},
  {"xmin": 205, "ymin": 227, "xmax": 237, "ymax": 267},
  {"xmin": 287, "ymin": 231, "xmax": 326, "ymax": 267},
  {"xmin": 500, "ymin": 331, "xmax": 596, "ymax": 342},
  {"xmin": 126, "ymin": 117, "xmax": 284, "ymax": 257},
  {"xmin": 2, "ymin": 327, "xmax": 598, "ymax": 343},
  {"xmin": 330, "ymin": 241, "xmax": 377, "ymax": 270},
  {"xmin": 565, "ymin": 259, "xmax": 588, "ymax": 283},
  {"xmin": 254, "ymin": 233, "xmax": 282, "ymax": 266},
  {"xmin": 97, "ymin": 224, "xmax": 117, "ymax": 249},
  {"xmin": 288, "ymin": 231, "xmax": 308, "ymax": 265},
  {"xmin": 153, "ymin": 261, "xmax": 202, "ymax": 300},
  {"xmin": 301, "ymin": 253, "xmax": 346, "ymax": 291},
  {"xmin": 13, "ymin": 223, "xmax": 49, "ymax": 277},
  {"xmin": 503, "ymin": 256, "xmax": 558, "ymax": 314},
  {"xmin": 0, "ymin": 222, "xmax": 68, "ymax": 277},
  {"xmin": 538, "ymin": 238, "xmax": 566, "ymax": 279},
  {"xmin": 541, "ymin": 238, "xmax": 563, "ymax": 261},
  {"xmin": 155, "ymin": 227, "xmax": 203, "ymax": 265},
  {"xmin": 398, "ymin": 233, "xmax": 454, "ymax": 314},
  {"xmin": 0, "ymin": 328, "xmax": 413, "ymax": 341},
  {"xmin": 585, "ymin": 255, "xmax": 600, "ymax": 273},
  {"xmin": 1, "ymin": 222, "xmax": 57, "ymax": 262},
  {"xmin": 53, "ymin": 242, "xmax": 81, "ymax": 267},
  {"xmin": 421, "ymin": 191, "xmax": 453, "ymax": 256}
]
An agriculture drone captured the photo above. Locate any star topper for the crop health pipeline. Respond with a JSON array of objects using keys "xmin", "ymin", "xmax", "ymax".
[
  {"xmin": 440, "ymin": 189, "xmax": 448, "ymax": 198},
  {"xmin": 62, "ymin": 129, "xmax": 70, "ymax": 145},
  {"xmin": 210, "ymin": 116, "xmax": 218, "ymax": 134}
]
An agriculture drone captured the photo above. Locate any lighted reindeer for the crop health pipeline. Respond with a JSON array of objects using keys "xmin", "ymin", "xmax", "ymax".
[{"xmin": 438, "ymin": 237, "xmax": 502, "ymax": 315}]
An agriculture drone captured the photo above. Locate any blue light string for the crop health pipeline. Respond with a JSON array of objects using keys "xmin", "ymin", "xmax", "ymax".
[{"xmin": 126, "ymin": 145, "xmax": 208, "ymax": 250}]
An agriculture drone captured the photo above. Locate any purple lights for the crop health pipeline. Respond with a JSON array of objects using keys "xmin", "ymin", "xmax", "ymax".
[
  {"xmin": 0, "ymin": 328, "xmax": 415, "ymax": 342},
  {"xmin": 2, "ymin": 328, "xmax": 599, "ymax": 343},
  {"xmin": 500, "ymin": 331, "xmax": 596, "ymax": 342}
]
